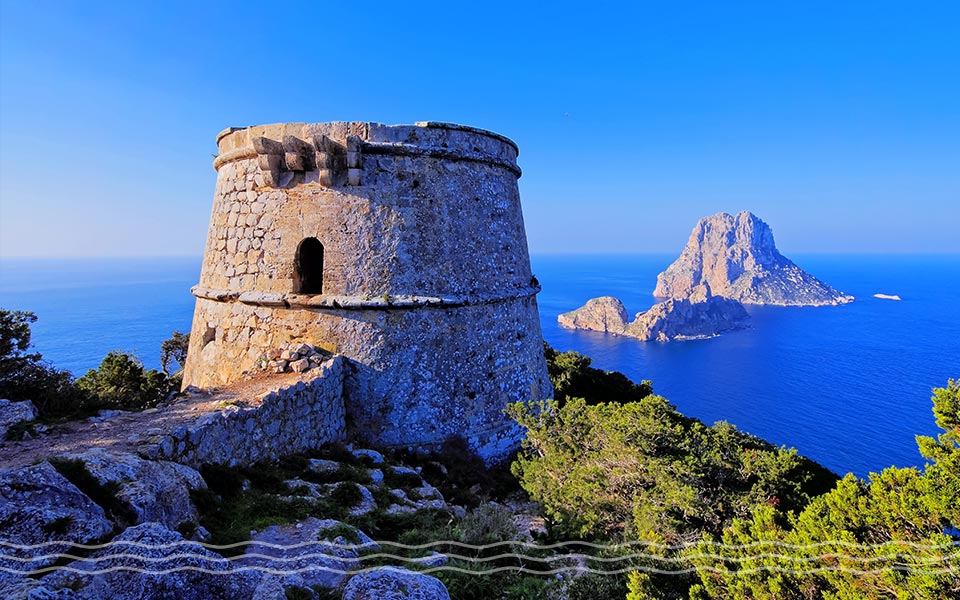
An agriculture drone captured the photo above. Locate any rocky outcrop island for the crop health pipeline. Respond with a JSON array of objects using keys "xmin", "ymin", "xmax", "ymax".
[
  {"xmin": 559, "ymin": 284, "xmax": 749, "ymax": 341},
  {"xmin": 559, "ymin": 210, "xmax": 853, "ymax": 342},
  {"xmin": 654, "ymin": 211, "xmax": 854, "ymax": 306}
]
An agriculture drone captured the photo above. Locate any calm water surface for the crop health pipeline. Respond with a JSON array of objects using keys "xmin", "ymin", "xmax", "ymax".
[{"xmin": 535, "ymin": 254, "xmax": 960, "ymax": 477}]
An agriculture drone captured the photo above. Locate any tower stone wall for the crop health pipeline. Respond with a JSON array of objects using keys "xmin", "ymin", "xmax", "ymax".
[{"xmin": 182, "ymin": 121, "xmax": 552, "ymax": 459}]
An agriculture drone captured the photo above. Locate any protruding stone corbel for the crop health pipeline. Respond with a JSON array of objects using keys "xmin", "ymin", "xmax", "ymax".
[
  {"xmin": 346, "ymin": 135, "xmax": 363, "ymax": 186},
  {"xmin": 283, "ymin": 135, "xmax": 315, "ymax": 172},
  {"xmin": 313, "ymin": 135, "xmax": 346, "ymax": 186},
  {"xmin": 253, "ymin": 136, "xmax": 284, "ymax": 187}
]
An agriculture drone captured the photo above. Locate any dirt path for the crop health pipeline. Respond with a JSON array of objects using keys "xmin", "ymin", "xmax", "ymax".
[{"xmin": 0, "ymin": 371, "xmax": 313, "ymax": 470}]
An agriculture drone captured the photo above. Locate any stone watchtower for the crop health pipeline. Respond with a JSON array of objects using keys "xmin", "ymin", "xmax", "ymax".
[{"xmin": 182, "ymin": 121, "xmax": 552, "ymax": 459}]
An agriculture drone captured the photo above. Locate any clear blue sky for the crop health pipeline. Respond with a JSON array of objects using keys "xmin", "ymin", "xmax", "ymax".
[{"xmin": 1, "ymin": 1, "xmax": 957, "ymax": 257}]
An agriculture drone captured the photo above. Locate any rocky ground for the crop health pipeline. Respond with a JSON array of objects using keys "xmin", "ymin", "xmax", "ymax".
[
  {"xmin": 0, "ymin": 384, "xmax": 564, "ymax": 600},
  {"xmin": 0, "ymin": 371, "xmax": 314, "ymax": 471}
]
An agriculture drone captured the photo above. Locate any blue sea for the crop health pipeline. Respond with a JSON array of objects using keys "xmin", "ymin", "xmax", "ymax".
[{"xmin": 1, "ymin": 255, "xmax": 958, "ymax": 478}]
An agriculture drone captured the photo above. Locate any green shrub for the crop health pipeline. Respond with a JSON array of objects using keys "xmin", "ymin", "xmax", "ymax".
[
  {"xmin": 329, "ymin": 481, "xmax": 363, "ymax": 508},
  {"xmin": 565, "ymin": 573, "xmax": 627, "ymax": 600},
  {"xmin": 544, "ymin": 342, "xmax": 653, "ymax": 406},
  {"xmin": 457, "ymin": 503, "xmax": 519, "ymax": 545},
  {"xmin": 508, "ymin": 396, "xmax": 836, "ymax": 542},
  {"xmin": 160, "ymin": 331, "xmax": 189, "ymax": 376},
  {"xmin": 0, "ymin": 309, "xmax": 93, "ymax": 419},
  {"xmin": 76, "ymin": 351, "xmax": 173, "ymax": 411},
  {"xmin": 503, "ymin": 577, "xmax": 551, "ymax": 600}
]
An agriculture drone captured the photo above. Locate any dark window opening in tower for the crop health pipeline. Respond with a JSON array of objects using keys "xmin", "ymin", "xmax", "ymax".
[{"xmin": 294, "ymin": 237, "xmax": 324, "ymax": 294}]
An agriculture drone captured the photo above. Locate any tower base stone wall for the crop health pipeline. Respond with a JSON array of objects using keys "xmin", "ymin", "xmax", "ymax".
[{"xmin": 184, "ymin": 295, "xmax": 550, "ymax": 459}]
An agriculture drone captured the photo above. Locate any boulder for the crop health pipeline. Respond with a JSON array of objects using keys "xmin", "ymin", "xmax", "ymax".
[
  {"xmin": 0, "ymin": 462, "xmax": 113, "ymax": 575},
  {"xmin": 0, "ymin": 399, "xmax": 38, "ymax": 439},
  {"xmin": 654, "ymin": 211, "xmax": 854, "ymax": 306},
  {"xmin": 289, "ymin": 358, "xmax": 310, "ymax": 373},
  {"xmin": 389, "ymin": 465, "xmax": 421, "ymax": 478},
  {"xmin": 60, "ymin": 449, "xmax": 206, "ymax": 529},
  {"xmin": 557, "ymin": 296, "xmax": 629, "ymax": 334},
  {"xmin": 347, "ymin": 483, "xmax": 377, "ymax": 516},
  {"xmin": 350, "ymin": 448, "xmax": 384, "ymax": 465},
  {"xmin": 241, "ymin": 518, "xmax": 377, "ymax": 591},
  {"xmin": 39, "ymin": 523, "xmax": 260, "ymax": 599},
  {"xmin": 307, "ymin": 458, "xmax": 341, "ymax": 475},
  {"xmin": 342, "ymin": 567, "xmax": 451, "ymax": 600}
]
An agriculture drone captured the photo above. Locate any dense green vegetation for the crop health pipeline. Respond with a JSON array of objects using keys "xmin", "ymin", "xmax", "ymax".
[
  {"xmin": 507, "ymin": 345, "xmax": 960, "ymax": 599},
  {"xmin": 0, "ymin": 309, "xmax": 89, "ymax": 419},
  {"xmin": 544, "ymin": 343, "xmax": 653, "ymax": 405},
  {"xmin": 685, "ymin": 380, "xmax": 960, "ymax": 600},
  {"xmin": 0, "ymin": 308, "xmax": 187, "ymax": 424},
  {"xmin": 75, "ymin": 350, "xmax": 175, "ymax": 412}
]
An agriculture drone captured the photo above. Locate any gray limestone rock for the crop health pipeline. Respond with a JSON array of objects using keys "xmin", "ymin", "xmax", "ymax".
[
  {"xmin": 342, "ymin": 567, "xmax": 451, "ymax": 600},
  {"xmin": 557, "ymin": 296, "xmax": 629, "ymax": 334},
  {"xmin": 241, "ymin": 518, "xmax": 377, "ymax": 591},
  {"xmin": 0, "ymin": 399, "xmax": 38, "ymax": 439},
  {"xmin": 560, "ymin": 285, "xmax": 748, "ymax": 342},
  {"xmin": 389, "ymin": 465, "xmax": 420, "ymax": 477},
  {"xmin": 290, "ymin": 358, "xmax": 310, "ymax": 373},
  {"xmin": 307, "ymin": 458, "xmax": 341, "ymax": 475},
  {"xmin": 39, "ymin": 523, "xmax": 260, "ymax": 600},
  {"xmin": 60, "ymin": 449, "xmax": 206, "ymax": 529},
  {"xmin": 0, "ymin": 576, "xmax": 77, "ymax": 599},
  {"xmin": 654, "ymin": 211, "xmax": 854, "ymax": 306},
  {"xmin": 0, "ymin": 462, "xmax": 113, "ymax": 575},
  {"xmin": 350, "ymin": 448, "xmax": 384, "ymax": 465},
  {"xmin": 624, "ymin": 285, "xmax": 750, "ymax": 341}
]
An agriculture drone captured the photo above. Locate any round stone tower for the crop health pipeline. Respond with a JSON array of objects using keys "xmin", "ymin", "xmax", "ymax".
[{"xmin": 182, "ymin": 121, "xmax": 552, "ymax": 459}]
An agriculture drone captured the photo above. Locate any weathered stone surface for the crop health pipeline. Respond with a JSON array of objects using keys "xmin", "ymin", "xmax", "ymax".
[
  {"xmin": 350, "ymin": 448, "xmax": 384, "ymax": 465},
  {"xmin": 0, "ymin": 576, "xmax": 78, "ymax": 599},
  {"xmin": 241, "ymin": 518, "xmax": 377, "ymax": 591},
  {"xmin": 149, "ymin": 357, "xmax": 346, "ymax": 467},
  {"xmin": 0, "ymin": 462, "xmax": 113, "ymax": 575},
  {"xmin": 60, "ymin": 449, "xmax": 205, "ymax": 529},
  {"xmin": 654, "ymin": 211, "xmax": 855, "ymax": 306},
  {"xmin": 557, "ymin": 296, "xmax": 630, "ymax": 334},
  {"xmin": 39, "ymin": 523, "xmax": 260, "ymax": 600},
  {"xmin": 561, "ymin": 284, "xmax": 749, "ymax": 342},
  {"xmin": 342, "ymin": 567, "xmax": 451, "ymax": 600},
  {"xmin": 185, "ymin": 121, "xmax": 553, "ymax": 462},
  {"xmin": 624, "ymin": 285, "xmax": 749, "ymax": 341},
  {"xmin": 308, "ymin": 458, "xmax": 341, "ymax": 475},
  {"xmin": 0, "ymin": 399, "xmax": 38, "ymax": 439}
]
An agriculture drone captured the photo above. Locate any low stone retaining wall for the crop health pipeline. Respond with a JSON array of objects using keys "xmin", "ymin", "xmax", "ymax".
[{"xmin": 145, "ymin": 356, "xmax": 346, "ymax": 467}]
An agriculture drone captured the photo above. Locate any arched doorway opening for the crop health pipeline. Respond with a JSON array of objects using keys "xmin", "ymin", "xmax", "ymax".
[{"xmin": 294, "ymin": 237, "xmax": 324, "ymax": 294}]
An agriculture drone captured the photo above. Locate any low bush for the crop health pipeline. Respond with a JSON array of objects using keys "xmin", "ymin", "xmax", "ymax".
[{"xmin": 76, "ymin": 351, "xmax": 173, "ymax": 412}]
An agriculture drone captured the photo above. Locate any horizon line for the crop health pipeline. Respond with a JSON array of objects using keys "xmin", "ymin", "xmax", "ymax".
[{"xmin": 2, "ymin": 251, "xmax": 960, "ymax": 261}]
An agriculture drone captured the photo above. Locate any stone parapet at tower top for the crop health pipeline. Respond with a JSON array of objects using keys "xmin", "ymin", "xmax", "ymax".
[{"xmin": 182, "ymin": 121, "xmax": 552, "ymax": 461}]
